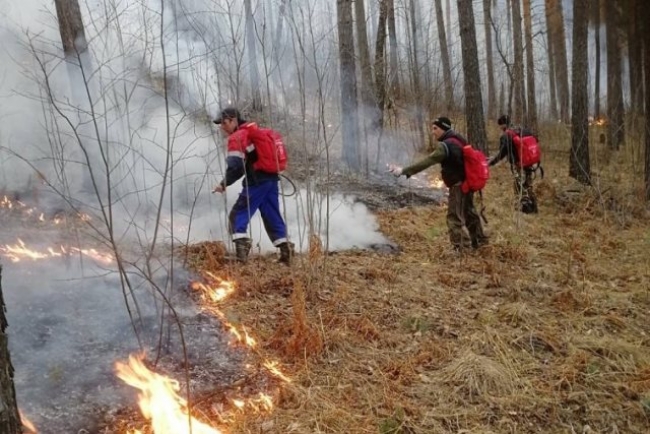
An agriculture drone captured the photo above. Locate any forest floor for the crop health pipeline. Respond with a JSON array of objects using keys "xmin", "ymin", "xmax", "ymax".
[{"xmin": 113, "ymin": 131, "xmax": 650, "ymax": 434}]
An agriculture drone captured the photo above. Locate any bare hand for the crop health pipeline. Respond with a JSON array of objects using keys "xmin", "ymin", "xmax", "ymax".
[
  {"xmin": 386, "ymin": 164, "xmax": 403, "ymax": 177},
  {"xmin": 212, "ymin": 184, "xmax": 225, "ymax": 194}
]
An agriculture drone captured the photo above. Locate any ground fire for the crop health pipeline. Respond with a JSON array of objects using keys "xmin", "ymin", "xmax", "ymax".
[
  {"xmin": 114, "ymin": 274, "xmax": 288, "ymax": 433},
  {"xmin": 116, "ymin": 354, "xmax": 224, "ymax": 434}
]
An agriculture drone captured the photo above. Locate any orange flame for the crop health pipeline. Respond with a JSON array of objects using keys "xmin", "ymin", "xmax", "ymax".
[
  {"xmin": 191, "ymin": 275, "xmax": 236, "ymax": 303},
  {"xmin": 19, "ymin": 410, "xmax": 38, "ymax": 433},
  {"xmin": 115, "ymin": 354, "xmax": 223, "ymax": 434},
  {"xmin": 263, "ymin": 361, "xmax": 291, "ymax": 383},
  {"xmin": 230, "ymin": 392, "xmax": 274, "ymax": 414},
  {"xmin": 227, "ymin": 325, "xmax": 257, "ymax": 348},
  {"xmin": 0, "ymin": 239, "xmax": 113, "ymax": 264},
  {"xmin": 0, "ymin": 196, "xmax": 93, "ymax": 225}
]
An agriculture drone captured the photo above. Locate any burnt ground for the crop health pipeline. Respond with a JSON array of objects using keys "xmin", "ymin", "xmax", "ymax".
[
  {"xmin": 0, "ymin": 205, "xmax": 248, "ymax": 434},
  {"xmin": 315, "ymin": 172, "xmax": 445, "ymax": 211}
]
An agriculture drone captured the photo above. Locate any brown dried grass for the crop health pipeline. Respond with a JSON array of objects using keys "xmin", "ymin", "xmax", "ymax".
[{"xmin": 174, "ymin": 135, "xmax": 650, "ymax": 434}]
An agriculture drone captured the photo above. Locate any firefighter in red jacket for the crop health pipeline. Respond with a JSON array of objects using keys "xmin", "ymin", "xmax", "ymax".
[
  {"xmin": 489, "ymin": 115, "xmax": 538, "ymax": 213},
  {"xmin": 213, "ymin": 107, "xmax": 294, "ymax": 264},
  {"xmin": 388, "ymin": 117, "xmax": 488, "ymax": 251}
]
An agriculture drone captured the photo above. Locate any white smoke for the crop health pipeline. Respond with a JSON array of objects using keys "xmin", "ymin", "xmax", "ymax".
[{"xmin": 0, "ymin": 0, "xmax": 389, "ymax": 256}]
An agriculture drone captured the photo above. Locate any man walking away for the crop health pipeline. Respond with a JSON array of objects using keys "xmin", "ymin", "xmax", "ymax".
[{"xmin": 213, "ymin": 107, "xmax": 294, "ymax": 264}]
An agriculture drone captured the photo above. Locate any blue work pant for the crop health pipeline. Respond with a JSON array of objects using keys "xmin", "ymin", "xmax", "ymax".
[{"xmin": 229, "ymin": 181, "xmax": 288, "ymax": 246}]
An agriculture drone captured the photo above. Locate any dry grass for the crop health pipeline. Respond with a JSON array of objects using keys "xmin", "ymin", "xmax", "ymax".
[{"xmin": 177, "ymin": 134, "xmax": 650, "ymax": 433}]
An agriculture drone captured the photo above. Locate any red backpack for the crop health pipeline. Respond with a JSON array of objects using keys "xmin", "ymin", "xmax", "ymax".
[
  {"xmin": 446, "ymin": 137, "xmax": 490, "ymax": 194},
  {"xmin": 506, "ymin": 129, "xmax": 541, "ymax": 168},
  {"xmin": 241, "ymin": 123, "xmax": 288, "ymax": 173}
]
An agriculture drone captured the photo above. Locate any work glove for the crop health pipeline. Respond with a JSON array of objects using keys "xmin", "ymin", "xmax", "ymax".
[{"xmin": 387, "ymin": 164, "xmax": 403, "ymax": 177}]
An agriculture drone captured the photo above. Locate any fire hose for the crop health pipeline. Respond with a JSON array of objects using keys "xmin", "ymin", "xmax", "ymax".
[{"xmin": 279, "ymin": 173, "xmax": 297, "ymax": 197}]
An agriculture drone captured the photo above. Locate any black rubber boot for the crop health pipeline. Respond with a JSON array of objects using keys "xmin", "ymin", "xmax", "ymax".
[
  {"xmin": 234, "ymin": 238, "xmax": 252, "ymax": 263},
  {"xmin": 277, "ymin": 242, "xmax": 294, "ymax": 265}
]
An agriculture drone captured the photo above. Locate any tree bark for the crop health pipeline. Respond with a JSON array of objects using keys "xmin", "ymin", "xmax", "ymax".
[
  {"xmin": 546, "ymin": 0, "xmax": 570, "ymax": 123},
  {"xmin": 483, "ymin": 0, "xmax": 496, "ymax": 122},
  {"xmin": 644, "ymin": 0, "xmax": 650, "ymax": 199},
  {"xmin": 435, "ymin": 0, "xmax": 454, "ymax": 111},
  {"xmin": 337, "ymin": 0, "xmax": 361, "ymax": 169},
  {"xmin": 244, "ymin": 0, "xmax": 262, "ymax": 110},
  {"xmin": 0, "ymin": 266, "xmax": 21, "ymax": 433},
  {"xmin": 387, "ymin": 0, "xmax": 400, "ymax": 97},
  {"xmin": 457, "ymin": 0, "xmax": 487, "ymax": 153},
  {"xmin": 627, "ymin": 0, "xmax": 643, "ymax": 115},
  {"xmin": 570, "ymin": 0, "xmax": 591, "ymax": 185},
  {"xmin": 355, "ymin": 0, "xmax": 376, "ymax": 106},
  {"xmin": 408, "ymin": 0, "xmax": 425, "ymax": 148},
  {"xmin": 543, "ymin": 2, "xmax": 558, "ymax": 121},
  {"xmin": 606, "ymin": 0, "xmax": 625, "ymax": 150},
  {"xmin": 593, "ymin": 0, "xmax": 601, "ymax": 119},
  {"xmin": 511, "ymin": 0, "xmax": 526, "ymax": 125},
  {"xmin": 522, "ymin": 0, "xmax": 537, "ymax": 132},
  {"xmin": 273, "ymin": 0, "xmax": 289, "ymax": 49},
  {"xmin": 54, "ymin": 0, "xmax": 87, "ymax": 56},
  {"xmin": 498, "ymin": 81, "xmax": 505, "ymax": 118},
  {"xmin": 374, "ymin": 0, "xmax": 389, "ymax": 128}
]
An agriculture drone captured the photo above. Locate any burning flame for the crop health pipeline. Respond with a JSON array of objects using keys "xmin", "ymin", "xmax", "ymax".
[
  {"xmin": 0, "ymin": 239, "xmax": 113, "ymax": 264},
  {"xmin": 0, "ymin": 196, "xmax": 92, "ymax": 225},
  {"xmin": 19, "ymin": 410, "xmax": 38, "ymax": 433},
  {"xmin": 189, "ymin": 276, "xmax": 261, "ymax": 348},
  {"xmin": 190, "ymin": 273, "xmax": 235, "ymax": 303},
  {"xmin": 115, "ymin": 354, "xmax": 223, "ymax": 434},
  {"xmin": 263, "ymin": 361, "xmax": 292, "ymax": 383},
  {"xmin": 231, "ymin": 393, "xmax": 274, "ymax": 413},
  {"xmin": 589, "ymin": 116, "xmax": 607, "ymax": 126},
  {"xmin": 227, "ymin": 325, "xmax": 257, "ymax": 348},
  {"xmin": 115, "ymin": 273, "xmax": 289, "ymax": 432}
]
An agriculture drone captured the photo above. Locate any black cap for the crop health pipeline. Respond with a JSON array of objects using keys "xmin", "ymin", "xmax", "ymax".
[
  {"xmin": 213, "ymin": 107, "xmax": 246, "ymax": 124},
  {"xmin": 432, "ymin": 116, "xmax": 452, "ymax": 131},
  {"xmin": 497, "ymin": 114, "xmax": 511, "ymax": 126}
]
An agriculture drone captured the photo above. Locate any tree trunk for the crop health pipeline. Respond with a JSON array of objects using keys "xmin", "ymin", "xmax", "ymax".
[
  {"xmin": 511, "ymin": 0, "xmax": 526, "ymax": 125},
  {"xmin": 627, "ymin": 0, "xmax": 643, "ymax": 115},
  {"xmin": 355, "ymin": 0, "xmax": 376, "ymax": 105},
  {"xmin": 409, "ymin": 0, "xmax": 425, "ymax": 148},
  {"xmin": 244, "ymin": 0, "xmax": 262, "ymax": 110},
  {"xmin": 355, "ymin": 0, "xmax": 381, "ymax": 132},
  {"xmin": 435, "ymin": 0, "xmax": 454, "ymax": 111},
  {"xmin": 273, "ymin": 0, "xmax": 289, "ymax": 49},
  {"xmin": 543, "ymin": 2, "xmax": 558, "ymax": 121},
  {"xmin": 483, "ymin": 0, "xmax": 496, "ymax": 122},
  {"xmin": 54, "ymin": 0, "xmax": 87, "ymax": 56},
  {"xmin": 446, "ymin": 0, "xmax": 452, "ymax": 43},
  {"xmin": 606, "ymin": 0, "xmax": 625, "ymax": 150},
  {"xmin": 0, "ymin": 266, "xmax": 21, "ymax": 433},
  {"xmin": 498, "ymin": 81, "xmax": 505, "ymax": 118},
  {"xmin": 457, "ymin": 0, "xmax": 487, "ymax": 153},
  {"xmin": 522, "ymin": 0, "xmax": 537, "ymax": 132},
  {"xmin": 641, "ymin": 0, "xmax": 650, "ymax": 201},
  {"xmin": 594, "ymin": 0, "xmax": 601, "ymax": 119},
  {"xmin": 546, "ymin": 0, "xmax": 570, "ymax": 123},
  {"xmin": 337, "ymin": 0, "xmax": 361, "ymax": 169},
  {"xmin": 368, "ymin": 0, "xmax": 378, "ymax": 49},
  {"xmin": 570, "ymin": 0, "xmax": 591, "ymax": 185},
  {"xmin": 387, "ymin": 0, "xmax": 400, "ymax": 97},
  {"xmin": 374, "ymin": 0, "xmax": 389, "ymax": 128}
]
